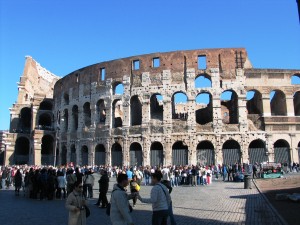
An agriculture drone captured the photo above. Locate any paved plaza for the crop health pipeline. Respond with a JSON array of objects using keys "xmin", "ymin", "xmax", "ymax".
[{"xmin": 0, "ymin": 176, "xmax": 285, "ymax": 225}]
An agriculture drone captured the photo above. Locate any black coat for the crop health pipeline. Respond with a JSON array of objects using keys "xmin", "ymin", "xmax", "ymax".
[{"xmin": 99, "ymin": 174, "xmax": 109, "ymax": 192}]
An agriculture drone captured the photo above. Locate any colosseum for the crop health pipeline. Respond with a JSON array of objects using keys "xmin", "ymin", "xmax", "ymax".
[{"xmin": 3, "ymin": 48, "xmax": 300, "ymax": 167}]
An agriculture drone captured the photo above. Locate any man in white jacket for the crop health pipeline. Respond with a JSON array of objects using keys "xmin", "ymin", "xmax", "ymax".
[{"xmin": 110, "ymin": 173, "xmax": 134, "ymax": 225}]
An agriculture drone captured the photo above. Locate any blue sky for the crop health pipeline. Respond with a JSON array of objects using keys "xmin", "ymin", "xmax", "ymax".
[{"xmin": 0, "ymin": 0, "xmax": 299, "ymax": 130}]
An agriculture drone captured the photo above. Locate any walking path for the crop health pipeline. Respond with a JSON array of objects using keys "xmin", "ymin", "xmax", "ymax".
[{"xmin": 0, "ymin": 177, "xmax": 284, "ymax": 225}]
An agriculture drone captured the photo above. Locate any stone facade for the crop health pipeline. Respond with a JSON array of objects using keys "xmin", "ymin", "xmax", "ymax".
[{"xmin": 4, "ymin": 49, "xmax": 300, "ymax": 166}]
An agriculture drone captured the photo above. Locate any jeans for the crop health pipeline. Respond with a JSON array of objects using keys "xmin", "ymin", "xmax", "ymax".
[
  {"xmin": 145, "ymin": 175, "xmax": 150, "ymax": 185},
  {"xmin": 174, "ymin": 177, "xmax": 180, "ymax": 186},
  {"xmin": 170, "ymin": 178, "xmax": 175, "ymax": 187},
  {"xmin": 152, "ymin": 210, "xmax": 169, "ymax": 225}
]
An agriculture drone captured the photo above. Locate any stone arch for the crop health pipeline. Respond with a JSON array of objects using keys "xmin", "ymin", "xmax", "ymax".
[
  {"xmin": 61, "ymin": 145, "xmax": 67, "ymax": 165},
  {"xmin": 274, "ymin": 139, "xmax": 291, "ymax": 164},
  {"xmin": 130, "ymin": 142, "xmax": 143, "ymax": 166},
  {"xmin": 246, "ymin": 90, "xmax": 263, "ymax": 115},
  {"xmin": 270, "ymin": 90, "xmax": 287, "ymax": 116},
  {"xmin": 111, "ymin": 143, "xmax": 123, "ymax": 166},
  {"xmin": 221, "ymin": 90, "xmax": 239, "ymax": 124},
  {"xmin": 14, "ymin": 137, "xmax": 30, "ymax": 164},
  {"xmin": 172, "ymin": 92, "xmax": 188, "ymax": 120},
  {"xmin": 150, "ymin": 94, "xmax": 163, "ymax": 121},
  {"xmin": 113, "ymin": 82, "xmax": 124, "ymax": 95},
  {"xmin": 38, "ymin": 113, "xmax": 52, "ymax": 129},
  {"xmin": 72, "ymin": 105, "xmax": 78, "ymax": 131},
  {"xmin": 291, "ymin": 74, "xmax": 300, "ymax": 85},
  {"xmin": 96, "ymin": 99, "xmax": 106, "ymax": 124},
  {"xmin": 81, "ymin": 145, "xmax": 88, "ymax": 166},
  {"xmin": 39, "ymin": 100, "xmax": 53, "ymax": 110},
  {"xmin": 195, "ymin": 92, "xmax": 213, "ymax": 125},
  {"xmin": 172, "ymin": 141, "xmax": 188, "ymax": 166},
  {"xmin": 83, "ymin": 102, "xmax": 91, "ymax": 127},
  {"xmin": 19, "ymin": 107, "xmax": 32, "ymax": 132},
  {"xmin": 222, "ymin": 140, "xmax": 241, "ymax": 165},
  {"xmin": 293, "ymin": 91, "xmax": 300, "ymax": 116},
  {"xmin": 248, "ymin": 139, "xmax": 268, "ymax": 164},
  {"xmin": 41, "ymin": 135, "xmax": 54, "ymax": 165},
  {"xmin": 113, "ymin": 99, "xmax": 123, "ymax": 128},
  {"xmin": 196, "ymin": 141, "xmax": 214, "ymax": 166},
  {"xmin": 63, "ymin": 109, "xmax": 68, "ymax": 132},
  {"xmin": 195, "ymin": 74, "xmax": 212, "ymax": 88},
  {"xmin": 130, "ymin": 95, "xmax": 142, "ymax": 126},
  {"xmin": 95, "ymin": 144, "xmax": 106, "ymax": 166},
  {"xmin": 150, "ymin": 142, "xmax": 164, "ymax": 166},
  {"xmin": 70, "ymin": 144, "xmax": 76, "ymax": 165}
]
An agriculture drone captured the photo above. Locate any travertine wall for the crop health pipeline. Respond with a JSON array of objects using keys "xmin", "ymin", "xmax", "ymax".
[{"xmin": 4, "ymin": 49, "xmax": 300, "ymax": 166}]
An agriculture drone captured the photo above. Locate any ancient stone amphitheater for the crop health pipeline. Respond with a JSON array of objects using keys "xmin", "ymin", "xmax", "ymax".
[{"xmin": 4, "ymin": 48, "xmax": 300, "ymax": 167}]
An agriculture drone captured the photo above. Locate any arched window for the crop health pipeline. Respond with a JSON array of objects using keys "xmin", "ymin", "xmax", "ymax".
[
  {"xmin": 111, "ymin": 143, "xmax": 123, "ymax": 166},
  {"xmin": 150, "ymin": 142, "xmax": 163, "ymax": 166},
  {"xmin": 293, "ymin": 91, "xmax": 300, "ymax": 116},
  {"xmin": 291, "ymin": 74, "xmax": 300, "ymax": 85},
  {"xmin": 270, "ymin": 90, "xmax": 287, "ymax": 116},
  {"xmin": 96, "ymin": 99, "xmax": 106, "ymax": 123},
  {"xmin": 248, "ymin": 139, "xmax": 268, "ymax": 164},
  {"xmin": 222, "ymin": 140, "xmax": 241, "ymax": 165},
  {"xmin": 172, "ymin": 141, "xmax": 188, "ymax": 166},
  {"xmin": 38, "ymin": 113, "xmax": 52, "ymax": 130},
  {"xmin": 61, "ymin": 146, "xmax": 67, "ymax": 165},
  {"xmin": 39, "ymin": 101, "xmax": 53, "ymax": 110},
  {"xmin": 246, "ymin": 90, "xmax": 263, "ymax": 115},
  {"xmin": 113, "ymin": 99, "xmax": 123, "ymax": 128},
  {"xmin": 19, "ymin": 107, "xmax": 32, "ymax": 132},
  {"xmin": 41, "ymin": 135, "xmax": 54, "ymax": 165},
  {"xmin": 129, "ymin": 142, "xmax": 143, "ymax": 166},
  {"xmin": 221, "ymin": 90, "xmax": 239, "ymax": 124},
  {"xmin": 63, "ymin": 109, "xmax": 68, "ymax": 132},
  {"xmin": 150, "ymin": 94, "xmax": 163, "ymax": 121},
  {"xmin": 72, "ymin": 105, "xmax": 78, "ymax": 131},
  {"xmin": 195, "ymin": 74, "xmax": 212, "ymax": 88},
  {"xmin": 274, "ymin": 139, "xmax": 290, "ymax": 164},
  {"xmin": 83, "ymin": 102, "xmax": 91, "ymax": 127},
  {"xmin": 81, "ymin": 145, "xmax": 88, "ymax": 166},
  {"xmin": 95, "ymin": 144, "xmax": 106, "ymax": 166},
  {"xmin": 130, "ymin": 95, "xmax": 142, "ymax": 126},
  {"xmin": 172, "ymin": 92, "xmax": 188, "ymax": 120},
  {"xmin": 113, "ymin": 82, "xmax": 124, "ymax": 95},
  {"xmin": 14, "ymin": 137, "xmax": 30, "ymax": 164},
  {"xmin": 195, "ymin": 92, "xmax": 212, "ymax": 124},
  {"xmin": 196, "ymin": 141, "xmax": 214, "ymax": 166},
  {"xmin": 70, "ymin": 144, "xmax": 76, "ymax": 164},
  {"xmin": 63, "ymin": 93, "xmax": 69, "ymax": 105}
]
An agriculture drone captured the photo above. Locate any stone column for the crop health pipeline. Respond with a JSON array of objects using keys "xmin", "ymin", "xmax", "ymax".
[
  {"xmin": 286, "ymin": 96, "xmax": 295, "ymax": 116},
  {"xmin": 262, "ymin": 94, "xmax": 271, "ymax": 117}
]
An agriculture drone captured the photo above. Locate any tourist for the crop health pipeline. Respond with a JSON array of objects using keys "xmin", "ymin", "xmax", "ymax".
[
  {"xmin": 138, "ymin": 170, "xmax": 171, "ymax": 225},
  {"xmin": 56, "ymin": 171, "xmax": 66, "ymax": 199},
  {"xmin": 14, "ymin": 169, "xmax": 22, "ymax": 196},
  {"xmin": 66, "ymin": 181, "xmax": 88, "ymax": 225},
  {"xmin": 95, "ymin": 169, "xmax": 109, "ymax": 208},
  {"xmin": 130, "ymin": 175, "xmax": 140, "ymax": 207},
  {"xmin": 110, "ymin": 173, "xmax": 134, "ymax": 225}
]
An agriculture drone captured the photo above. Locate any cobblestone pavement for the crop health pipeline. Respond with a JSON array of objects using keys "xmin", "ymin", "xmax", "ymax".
[{"xmin": 0, "ymin": 176, "xmax": 284, "ymax": 225}]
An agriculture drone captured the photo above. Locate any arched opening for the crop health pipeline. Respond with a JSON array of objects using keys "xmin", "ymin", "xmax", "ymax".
[
  {"xmin": 150, "ymin": 142, "xmax": 163, "ymax": 167},
  {"xmin": 72, "ymin": 105, "xmax": 78, "ymax": 131},
  {"xmin": 95, "ymin": 144, "xmax": 106, "ymax": 166},
  {"xmin": 172, "ymin": 141, "xmax": 188, "ymax": 166},
  {"xmin": 172, "ymin": 92, "xmax": 188, "ymax": 120},
  {"xmin": 130, "ymin": 142, "xmax": 143, "ymax": 166},
  {"xmin": 111, "ymin": 143, "xmax": 123, "ymax": 166},
  {"xmin": 63, "ymin": 109, "xmax": 68, "ymax": 132},
  {"xmin": 19, "ymin": 107, "xmax": 32, "ymax": 133},
  {"xmin": 38, "ymin": 113, "xmax": 52, "ymax": 130},
  {"xmin": 222, "ymin": 140, "xmax": 241, "ymax": 165},
  {"xmin": 14, "ymin": 137, "xmax": 29, "ymax": 164},
  {"xmin": 293, "ymin": 91, "xmax": 300, "ymax": 116},
  {"xmin": 39, "ymin": 101, "xmax": 53, "ymax": 110},
  {"xmin": 81, "ymin": 145, "xmax": 88, "ymax": 166},
  {"xmin": 246, "ymin": 90, "xmax": 263, "ymax": 115},
  {"xmin": 70, "ymin": 144, "xmax": 76, "ymax": 165},
  {"xmin": 196, "ymin": 141, "xmax": 214, "ymax": 166},
  {"xmin": 221, "ymin": 90, "xmax": 239, "ymax": 124},
  {"xmin": 195, "ymin": 92, "xmax": 212, "ymax": 125},
  {"xmin": 63, "ymin": 93, "xmax": 69, "ymax": 105},
  {"xmin": 61, "ymin": 145, "xmax": 67, "ymax": 165},
  {"xmin": 150, "ymin": 94, "xmax": 163, "ymax": 121},
  {"xmin": 195, "ymin": 74, "xmax": 212, "ymax": 88},
  {"xmin": 274, "ymin": 139, "xmax": 291, "ymax": 164},
  {"xmin": 96, "ymin": 99, "xmax": 106, "ymax": 124},
  {"xmin": 41, "ymin": 135, "xmax": 54, "ymax": 165},
  {"xmin": 83, "ymin": 102, "xmax": 91, "ymax": 127},
  {"xmin": 130, "ymin": 95, "xmax": 142, "ymax": 126},
  {"xmin": 291, "ymin": 74, "xmax": 300, "ymax": 85},
  {"xmin": 270, "ymin": 90, "xmax": 287, "ymax": 116},
  {"xmin": 113, "ymin": 82, "xmax": 124, "ymax": 95},
  {"xmin": 113, "ymin": 99, "xmax": 123, "ymax": 128},
  {"xmin": 248, "ymin": 139, "xmax": 268, "ymax": 164}
]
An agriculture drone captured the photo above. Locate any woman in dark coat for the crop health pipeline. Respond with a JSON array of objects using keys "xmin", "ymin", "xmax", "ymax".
[{"xmin": 14, "ymin": 169, "xmax": 23, "ymax": 196}]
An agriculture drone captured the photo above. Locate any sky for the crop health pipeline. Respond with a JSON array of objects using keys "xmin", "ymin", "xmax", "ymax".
[{"xmin": 0, "ymin": 0, "xmax": 299, "ymax": 130}]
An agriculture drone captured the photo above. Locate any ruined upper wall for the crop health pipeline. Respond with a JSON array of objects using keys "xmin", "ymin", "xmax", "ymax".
[
  {"xmin": 17, "ymin": 56, "xmax": 60, "ymax": 104},
  {"xmin": 53, "ymin": 48, "xmax": 251, "ymax": 96}
]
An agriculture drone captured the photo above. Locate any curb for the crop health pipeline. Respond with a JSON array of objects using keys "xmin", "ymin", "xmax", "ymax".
[{"xmin": 252, "ymin": 179, "xmax": 289, "ymax": 225}]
